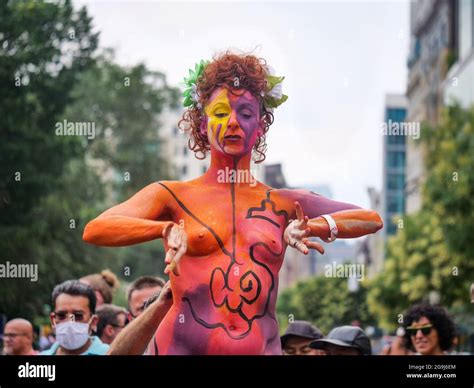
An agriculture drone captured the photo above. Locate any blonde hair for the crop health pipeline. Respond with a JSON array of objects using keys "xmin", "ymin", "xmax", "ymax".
[{"xmin": 80, "ymin": 269, "xmax": 120, "ymax": 304}]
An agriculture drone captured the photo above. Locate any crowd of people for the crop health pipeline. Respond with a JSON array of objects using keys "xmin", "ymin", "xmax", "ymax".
[
  {"xmin": 2, "ymin": 270, "xmax": 168, "ymax": 356},
  {"xmin": 1, "ymin": 269, "xmax": 460, "ymax": 356},
  {"xmin": 280, "ymin": 303, "xmax": 459, "ymax": 356}
]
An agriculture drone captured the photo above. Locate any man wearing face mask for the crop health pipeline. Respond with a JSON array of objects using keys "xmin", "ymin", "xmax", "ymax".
[{"xmin": 41, "ymin": 280, "xmax": 109, "ymax": 355}]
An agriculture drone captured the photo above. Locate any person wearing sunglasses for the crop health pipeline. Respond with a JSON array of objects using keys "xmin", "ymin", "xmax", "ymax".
[
  {"xmin": 107, "ymin": 280, "xmax": 173, "ymax": 355},
  {"xmin": 2, "ymin": 318, "xmax": 38, "ymax": 355},
  {"xmin": 96, "ymin": 304, "xmax": 127, "ymax": 345},
  {"xmin": 41, "ymin": 280, "xmax": 109, "ymax": 355},
  {"xmin": 403, "ymin": 303, "xmax": 456, "ymax": 356},
  {"xmin": 126, "ymin": 276, "xmax": 165, "ymax": 321}
]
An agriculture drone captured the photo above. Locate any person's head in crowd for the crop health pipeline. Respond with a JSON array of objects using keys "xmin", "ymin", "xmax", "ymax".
[
  {"xmin": 403, "ymin": 303, "xmax": 456, "ymax": 356},
  {"xmin": 43, "ymin": 280, "xmax": 108, "ymax": 355},
  {"xmin": 80, "ymin": 269, "xmax": 120, "ymax": 306},
  {"xmin": 381, "ymin": 326, "xmax": 413, "ymax": 355},
  {"xmin": 96, "ymin": 304, "xmax": 127, "ymax": 345},
  {"xmin": 281, "ymin": 320, "xmax": 325, "ymax": 355},
  {"xmin": 3, "ymin": 318, "xmax": 37, "ymax": 355},
  {"xmin": 126, "ymin": 276, "xmax": 165, "ymax": 320},
  {"xmin": 310, "ymin": 325, "xmax": 372, "ymax": 355}
]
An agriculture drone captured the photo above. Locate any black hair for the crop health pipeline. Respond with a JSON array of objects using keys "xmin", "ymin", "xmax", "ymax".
[
  {"xmin": 96, "ymin": 304, "xmax": 127, "ymax": 338},
  {"xmin": 52, "ymin": 280, "xmax": 97, "ymax": 314},
  {"xmin": 403, "ymin": 303, "xmax": 456, "ymax": 351},
  {"xmin": 126, "ymin": 276, "xmax": 165, "ymax": 304}
]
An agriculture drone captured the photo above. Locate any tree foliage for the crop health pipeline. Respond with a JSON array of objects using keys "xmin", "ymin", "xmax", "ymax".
[
  {"xmin": 277, "ymin": 275, "xmax": 375, "ymax": 335},
  {"xmin": 0, "ymin": 1, "xmax": 180, "ymax": 320},
  {"xmin": 367, "ymin": 104, "xmax": 474, "ymax": 332}
]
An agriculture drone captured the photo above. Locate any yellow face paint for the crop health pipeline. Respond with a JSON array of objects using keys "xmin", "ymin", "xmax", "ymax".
[{"xmin": 204, "ymin": 88, "xmax": 231, "ymax": 144}]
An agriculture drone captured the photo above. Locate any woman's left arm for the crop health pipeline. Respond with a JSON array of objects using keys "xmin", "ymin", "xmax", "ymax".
[
  {"xmin": 280, "ymin": 189, "xmax": 383, "ymax": 254},
  {"xmin": 307, "ymin": 208, "xmax": 383, "ymax": 239}
]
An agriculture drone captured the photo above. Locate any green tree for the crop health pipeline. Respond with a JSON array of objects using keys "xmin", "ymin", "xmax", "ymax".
[
  {"xmin": 0, "ymin": 1, "xmax": 180, "ymax": 320},
  {"xmin": 367, "ymin": 104, "xmax": 474, "ymax": 332},
  {"xmin": 64, "ymin": 49, "xmax": 180, "ymax": 200},
  {"xmin": 0, "ymin": 0, "xmax": 98, "ymax": 224},
  {"xmin": 63, "ymin": 50, "xmax": 181, "ymax": 280},
  {"xmin": 0, "ymin": 0, "xmax": 100, "ymax": 320},
  {"xmin": 277, "ymin": 275, "xmax": 375, "ymax": 335}
]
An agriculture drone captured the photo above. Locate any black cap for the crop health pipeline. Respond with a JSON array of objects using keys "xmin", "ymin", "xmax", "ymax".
[
  {"xmin": 281, "ymin": 321, "xmax": 323, "ymax": 347},
  {"xmin": 309, "ymin": 325, "xmax": 372, "ymax": 355}
]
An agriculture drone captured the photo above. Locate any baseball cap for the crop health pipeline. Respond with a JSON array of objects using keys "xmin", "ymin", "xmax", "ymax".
[
  {"xmin": 309, "ymin": 325, "xmax": 372, "ymax": 355},
  {"xmin": 281, "ymin": 321, "xmax": 323, "ymax": 347}
]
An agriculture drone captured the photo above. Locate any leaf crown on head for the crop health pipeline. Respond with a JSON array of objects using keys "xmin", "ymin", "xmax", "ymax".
[{"xmin": 182, "ymin": 59, "xmax": 288, "ymax": 110}]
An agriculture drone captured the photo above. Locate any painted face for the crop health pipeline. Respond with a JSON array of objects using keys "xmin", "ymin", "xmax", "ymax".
[{"xmin": 202, "ymin": 86, "xmax": 263, "ymax": 157}]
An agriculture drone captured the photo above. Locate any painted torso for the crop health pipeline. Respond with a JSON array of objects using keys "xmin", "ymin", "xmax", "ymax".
[{"xmin": 151, "ymin": 180, "xmax": 290, "ymax": 355}]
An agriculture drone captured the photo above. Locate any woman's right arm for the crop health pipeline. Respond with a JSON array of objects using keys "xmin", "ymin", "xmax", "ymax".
[{"xmin": 83, "ymin": 182, "xmax": 174, "ymax": 247}]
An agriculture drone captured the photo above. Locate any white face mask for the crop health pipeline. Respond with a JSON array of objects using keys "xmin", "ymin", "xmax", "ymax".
[{"xmin": 55, "ymin": 320, "xmax": 91, "ymax": 350}]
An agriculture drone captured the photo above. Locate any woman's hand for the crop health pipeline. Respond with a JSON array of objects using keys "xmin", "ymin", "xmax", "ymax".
[
  {"xmin": 284, "ymin": 202, "xmax": 325, "ymax": 255},
  {"xmin": 163, "ymin": 219, "xmax": 187, "ymax": 276}
]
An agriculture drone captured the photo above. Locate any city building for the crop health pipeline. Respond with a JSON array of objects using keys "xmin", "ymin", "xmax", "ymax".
[
  {"xmin": 160, "ymin": 107, "xmax": 208, "ymax": 180},
  {"xmin": 382, "ymin": 94, "xmax": 407, "ymax": 236},
  {"xmin": 406, "ymin": 0, "xmax": 457, "ymax": 213},
  {"xmin": 443, "ymin": 0, "xmax": 474, "ymax": 107},
  {"xmin": 364, "ymin": 187, "xmax": 385, "ymax": 277},
  {"xmin": 263, "ymin": 163, "xmax": 287, "ymax": 188},
  {"xmin": 356, "ymin": 95, "xmax": 407, "ymax": 278}
]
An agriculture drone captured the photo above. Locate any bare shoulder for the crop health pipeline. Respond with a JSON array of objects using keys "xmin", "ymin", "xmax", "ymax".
[
  {"xmin": 132, "ymin": 180, "xmax": 188, "ymax": 206},
  {"xmin": 266, "ymin": 188, "xmax": 294, "ymax": 212},
  {"xmin": 268, "ymin": 188, "xmax": 325, "ymax": 217},
  {"xmin": 273, "ymin": 187, "xmax": 322, "ymax": 198},
  {"xmin": 97, "ymin": 181, "xmax": 187, "ymax": 219},
  {"xmin": 269, "ymin": 187, "xmax": 320, "ymax": 203},
  {"xmin": 155, "ymin": 180, "xmax": 186, "ymax": 192},
  {"xmin": 155, "ymin": 180, "xmax": 203, "ymax": 201}
]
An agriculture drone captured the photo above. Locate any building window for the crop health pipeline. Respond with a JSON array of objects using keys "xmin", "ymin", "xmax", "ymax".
[
  {"xmin": 386, "ymin": 108, "xmax": 406, "ymax": 123},
  {"xmin": 387, "ymin": 174, "xmax": 405, "ymax": 191},
  {"xmin": 387, "ymin": 222, "xmax": 397, "ymax": 235},
  {"xmin": 202, "ymin": 166, "xmax": 207, "ymax": 174},
  {"xmin": 387, "ymin": 196, "xmax": 404, "ymax": 213},
  {"xmin": 459, "ymin": 0, "xmax": 473, "ymax": 59},
  {"xmin": 387, "ymin": 134, "xmax": 405, "ymax": 145},
  {"xmin": 182, "ymin": 165, "xmax": 187, "ymax": 176},
  {"xmin": 387, "ymin": 152, "xmax": 405, "ymax": 169},
  {"xmin": 385, "ymin": 108, "xmax": 407, "ymax": 145},
  {"xmin": 183, "ymin": 146, "xmax": 187, "ymax": 156}
]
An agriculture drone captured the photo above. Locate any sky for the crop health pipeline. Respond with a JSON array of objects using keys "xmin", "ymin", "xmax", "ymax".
[{"xmin": 76, "ymin": 0, "xmax": 410, "ymax": 209}]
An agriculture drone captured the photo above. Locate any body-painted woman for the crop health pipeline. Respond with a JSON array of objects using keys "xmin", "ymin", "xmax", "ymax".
[{"xmin": 83, "ymin": 53, "xmax": 383, "ymax": 355}]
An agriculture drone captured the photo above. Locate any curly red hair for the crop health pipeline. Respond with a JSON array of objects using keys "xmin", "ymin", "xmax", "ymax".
[{"xmin": 178, "ymin": 52, "xmax": 274, "ymax": 163}]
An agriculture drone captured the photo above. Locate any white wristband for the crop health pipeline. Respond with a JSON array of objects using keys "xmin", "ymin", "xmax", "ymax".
[{"xmin": 320, "ymin": 214, "xmax": 338, "ymax": 243}]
